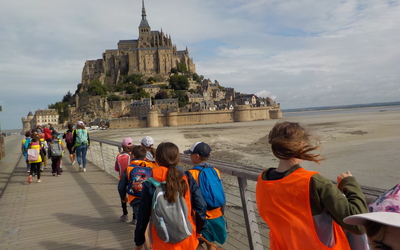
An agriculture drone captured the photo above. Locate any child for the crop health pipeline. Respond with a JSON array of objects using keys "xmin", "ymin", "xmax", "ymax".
[
  {"xmin": 344, "ymin": 183, "xmax": 400, "ymax": 250},
  {"xmin": 134, "ymin": 142, "xmax": 207, "ymax": 250},
  {"xmin": 114, "ymin": 137, "xmax": 134, "ymax": 221},
  {"xmin": 21, "ymin": 131, "xmax": 32, "ymax": 173},
  {"xmin": 139, "ymin": 136, "xmax": 156, "ymax": 161},
  {"xmin": 256, "ymin": 121, "xmax": 368, "ymax": 249},
  {"xmin": 185, "ymin": 142, "xmax": 227, "ymax": 250},
  {"xmin": 48, "ymin": 134, "xmax": 65, "ymax": 176},
  {"xmin": 38, "ymin": 133, "xmax": 48, "ymax": 171},
  {"xmin": 63, "ymin": 123, "xmax": 76, "ymax": 165},
  {"xmin": 27, "ymin": 135, "xmax": 46, "ymax": 183}
]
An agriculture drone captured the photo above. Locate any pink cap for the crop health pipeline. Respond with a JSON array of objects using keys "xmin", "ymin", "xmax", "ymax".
[{"xmin": 122, "ymin": 137, "xmax": 133, "ymax": 147}]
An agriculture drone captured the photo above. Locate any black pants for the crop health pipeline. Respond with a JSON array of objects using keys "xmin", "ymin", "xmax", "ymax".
[
  {"xmin": 51, "ymin": 157, "xmax": 61, "ymax": 175},
  {"xmin": 30, "ymin": 162, "xmax": 41, "ymax": 179}
]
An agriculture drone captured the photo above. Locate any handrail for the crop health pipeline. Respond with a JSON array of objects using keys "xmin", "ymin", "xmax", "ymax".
[{"xmin": 86, "ymin": 137, "xmax": 384, "ymax": 250}]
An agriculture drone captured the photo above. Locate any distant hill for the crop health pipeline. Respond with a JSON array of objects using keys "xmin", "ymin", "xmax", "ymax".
[{"xmin": 282, "ymin": 101, "xmax": 400, "ymax": 112}]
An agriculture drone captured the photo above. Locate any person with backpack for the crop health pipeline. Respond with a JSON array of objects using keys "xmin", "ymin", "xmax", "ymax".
[
  {"xmin": 48, "ymin": 134, "xmax": 65, "ymax": 176},
  {"xmin": 134, "ymin": 142, "xmax": 207, "ymax": 250},
  {"xmin": 114, "ymin": 137, "xmax": 134, "ymax": 221},
  {"xmin": 72, "ymin": 121, "xmax": 90, "ymax": 172},
  {"xmin": 21, "ymin": 131, "xmax": 32, "ymax": 173},
  {"xmin": 27, "ymin": 135, "xmax": 46, "ymax": 183},
  {"xmin": 255, "ymin": 121, "xmax": 368, "ymax": 249},
  {"xmin": 38, "ymin": 133, "xmax": 48, "ymax": 172},
  {"xmin": 139, "ymin": 136, "xmax": 156, "ymax": 161},
  {"xmin": 185, "ymin": 142, "xmax": 227, "ymax": 250},
  {"xmin": 63, "ymin": 124, "xmax": 76, "ymax": 165}
]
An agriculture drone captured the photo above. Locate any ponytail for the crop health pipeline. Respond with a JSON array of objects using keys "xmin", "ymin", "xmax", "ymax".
[{"xmin": 156, "ymin": 142, "xmax": 188, "ymax": 203}]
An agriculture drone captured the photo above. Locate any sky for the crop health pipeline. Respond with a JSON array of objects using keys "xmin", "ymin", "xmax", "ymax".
[{"xmin": 1, "ymin": 0, "xmax": 400, "ymax": 130}]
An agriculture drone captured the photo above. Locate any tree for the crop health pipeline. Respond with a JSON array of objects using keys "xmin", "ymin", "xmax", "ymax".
[
  {"xmin": 177, "ymin": 63, "xmax": 187, "ymax": 73},
  {"xmin": 147, "ymin": 77, "xmax": 157, "ymax": 83},
  {"xmin": 122, "ymin": 74, "xmax": 145, "ymax": 86},
  {"xmin": 169, "ymin": 75, "xmax": 189, "ymax": 90},
  {"xmin": 172, "ymin": 90, "xmax": 188, "ymax": 107},
  {"xmin": 132, "ymin": 87, "xmax": 150, "ymax": 100},
  {"xmin": 88, "ymin": 79, "xmax": 107, "ymax": 96},
  {"xmin": 62, "ymin": 91, "xmax": 73, "ymax": 103},
  {"xmin": 107, "ymin": 94, "xmax": 122, "ymax": 101},
  {"xmin": 155, "ymin": 91, "xmax": 169, "ymax": 99}
]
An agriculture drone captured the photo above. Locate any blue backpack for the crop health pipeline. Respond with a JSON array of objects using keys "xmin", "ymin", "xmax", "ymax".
[
  {"xmin": 193, "ymin": 164, "xmax": 226, "ymax": 210},
  {"xmin": 127, "ymin": 164, "xmax": 152, "ymax": 198}
]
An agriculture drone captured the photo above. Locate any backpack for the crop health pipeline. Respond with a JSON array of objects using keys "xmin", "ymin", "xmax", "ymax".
[
  {"xmin": 193, "ymin": 165, "xmax": 226, "ymax": 210},
  {"xmin": 116, "ymin": 152, "xmax": 131, "ymax": 176},
  {"xmin": 50, "ymin": 141, "xmax": 63, "ymax": 157},
  {"xmin": 127, "ymin": 165, "xmax": 152, "ymax": 198},
  {"xmin": 147, "ymin": 177, "xmax": 192, "ymax": 244},
  {"xmin": 65, "ymin": 131, "xmax": 73, "ymax": 144},
  {"xmin": 23, "ymin": 138, "xmax": 31, "ymax": 153},
  {"xmin": 27, "ymin": 148, "xmax": 39, "ymax": 161},
  {"xmin": 76, "ymin": 129, "xmax": 88, "ymax": 145}
]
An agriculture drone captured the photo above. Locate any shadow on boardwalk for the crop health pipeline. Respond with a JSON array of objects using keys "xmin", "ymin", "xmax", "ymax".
[{"xmin": 0, "ymin": 146, "xmax": 136, "ymax": 249}]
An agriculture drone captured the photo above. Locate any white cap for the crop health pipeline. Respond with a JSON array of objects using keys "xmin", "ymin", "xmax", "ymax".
[
  {"xmin": 140, "ymin": 136, "xmax": 154, "ymax": 147},
  {"xmin": 344, "ymin": 212, "xmax": 400, "ymax": 228}
]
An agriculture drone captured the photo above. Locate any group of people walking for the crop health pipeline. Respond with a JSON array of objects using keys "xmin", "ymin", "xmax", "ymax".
[{"xmin": 22, "ymin": 120, "xmax": 400, "ymax": 249}]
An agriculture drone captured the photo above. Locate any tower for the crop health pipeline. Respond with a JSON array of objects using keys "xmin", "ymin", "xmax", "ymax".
[{"xmin": 138, "ymin": 0, "xmax": 151, "ymax": 48}]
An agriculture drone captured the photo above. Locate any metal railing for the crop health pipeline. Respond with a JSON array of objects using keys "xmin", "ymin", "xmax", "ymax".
[
  {"xmin": 86, "ymin": 137, "xmax": 269, "ymax": 250},
  {"xmin": 85, "ymin": 137, "xmax": 385, "ymax": 250}
]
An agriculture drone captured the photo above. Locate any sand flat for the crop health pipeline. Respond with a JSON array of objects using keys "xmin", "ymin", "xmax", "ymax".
[{"xmin": 91, "ymin": 108, "xmax": 400, "ymax": 190}]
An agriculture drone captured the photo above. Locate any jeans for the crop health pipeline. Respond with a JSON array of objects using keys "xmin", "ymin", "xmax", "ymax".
[{"xmin": 75, "ymin": 144, "xmax": 88, "ymax": 168}]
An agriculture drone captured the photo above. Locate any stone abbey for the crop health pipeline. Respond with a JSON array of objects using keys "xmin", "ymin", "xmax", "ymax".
[{"xmin": 81, "ymin": 0, "xmax": 196, "ymax": 88}]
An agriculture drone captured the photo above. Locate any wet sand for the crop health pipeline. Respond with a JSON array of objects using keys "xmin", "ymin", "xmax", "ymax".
[{"xmin": 91, "ymin": 108, "xmax": 400, "ymax": 190}]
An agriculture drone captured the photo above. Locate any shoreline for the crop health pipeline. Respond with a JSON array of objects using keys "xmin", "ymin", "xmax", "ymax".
[{"xmin": 91, "ymin": 108, "xmax": 400, "ymax": 190}]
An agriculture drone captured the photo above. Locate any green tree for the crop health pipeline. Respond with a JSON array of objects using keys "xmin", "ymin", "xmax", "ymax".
[
  {"xmin": 88, "ymin": 79, "xmax": 107, "ymax": 96},
  {"xmin": 171, "ymin": 68, "xmax": 178, "ymax": 74},
  {"xmin": 177, "ymin": 63, "xmax": 187, "ymax": 73},
  {"xmin": 62, "ymin": 91, "xmax": 73, "ymax": 103},
  {"xmin": 132, "ymin": 88, "xmax": 150, "ymax": 100},
  {"xmin": 122, "ymin": 74, "xmax": 145, "ymax": 86},
  {"xmin": 172, "ymin": 90, "xmax": 188, "ymax": 107},
  {"xmin": 169, "ymin": 75, "xmax": 189, "ymax": 90},
  {"xmin": 155, "ymin": 91, "xmax": 169, "ymax": 99},
  {"xmin": 107, "ymin": 94, "xmax": 122, "ymax": 101},
  {"xmin": 147, "ymin": 77, "xmax": 157, "ymax": 83},
  {"xmin": 125, "ymin": 84, "xmax": 137, "ymax": 94}
]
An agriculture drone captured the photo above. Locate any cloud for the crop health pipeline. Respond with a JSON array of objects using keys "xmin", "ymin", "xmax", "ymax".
[{"xmin": 1, "ymin": 0, "xmax": 399, "ymax": 130}]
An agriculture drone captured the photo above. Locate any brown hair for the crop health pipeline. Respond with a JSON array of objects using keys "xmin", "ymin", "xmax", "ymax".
[
  {"xmin": 365, "ymin": 220, "xmax": 386, "ymax": 239},
  {"xmin": 131, "ymin": 145, "xmax": 147, "ymax": 159},
  {"xmin": 155, "ymin": 142, "xmax": 187, "ymax": 203},
  {"xmin": 268, "ymin": 121, "xmax": 324, "ymax": 164}
]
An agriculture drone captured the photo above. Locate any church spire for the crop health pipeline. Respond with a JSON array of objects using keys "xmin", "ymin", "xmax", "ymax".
[{"xmin": 139, "ymin": 0, "xmax": 150, "ymax": 29}]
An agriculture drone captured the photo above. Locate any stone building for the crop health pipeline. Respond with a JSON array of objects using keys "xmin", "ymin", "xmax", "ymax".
[
  {"xmin": 81, "ymin": 0, "xmax": 196, "ymax": 89},
  {"xmin": 21, "ymin": 109, "xmax": 59, "ymax": 133}
]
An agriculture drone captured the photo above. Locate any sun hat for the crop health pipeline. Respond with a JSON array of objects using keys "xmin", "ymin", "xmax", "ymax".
[
  {"xmin": 77, "ymin": 121, "xmax": 85, "ymax": 126},
  {"xmin": 122, "ymin": 137, "xmax": 133, "ymax": 147},
  {"xmin": 140, "ymin": 136, "xmax": 154, "ymax": 147},
  {"xmin": 344, "ymin": 183, "xmax": 400, "ymax": 227},
  {"xmin": 184, "ymin": 142, "xmax": 212, "ymax": 157}
]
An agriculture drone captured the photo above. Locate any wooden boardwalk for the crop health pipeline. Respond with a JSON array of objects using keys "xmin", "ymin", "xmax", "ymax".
[{"xmin": 0, "ymin": 136, "xmax": 136, "ymax": 250}]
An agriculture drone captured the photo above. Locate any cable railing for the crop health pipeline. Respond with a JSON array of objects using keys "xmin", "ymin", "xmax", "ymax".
[{"xmin": 86, "ymin": 137, "xmax": 269, "ymax": 250}]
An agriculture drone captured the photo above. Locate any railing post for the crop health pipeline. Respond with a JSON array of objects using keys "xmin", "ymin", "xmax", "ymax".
[
  {"xmin": 99, "ymin": 142, "xmax": 106, "ymax": 170},
  {"xmin": 238, "ymin": 177, "xmax": 263, "ymax": 250}
]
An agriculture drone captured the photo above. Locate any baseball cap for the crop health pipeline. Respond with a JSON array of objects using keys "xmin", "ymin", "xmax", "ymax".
[
  {"xmin": 77, "ymin": 121, "xmax": 85, "ymax": 126},
  {"xmin": 122, "ymin": 137, "xmax": 133, "ymax": 147},
  {"xmin": 140, "ymin": 136, "xmax": 154, "ymax": 147},
  {"xmin": 344, "ymin": 183, "xmax": 400, "ymax": 227},
  {"xmin": 184, "ymin": 142, "xmax": 212, "ymax": 157}
]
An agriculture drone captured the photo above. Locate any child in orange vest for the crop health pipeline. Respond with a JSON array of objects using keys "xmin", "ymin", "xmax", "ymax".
[
  {"xmin": 114, "ymin": 137, "xmax": 134, "ymax": 221},
  {"xmin": 256, "ymin": 121, "xmax": 368, "ymax": 249}
]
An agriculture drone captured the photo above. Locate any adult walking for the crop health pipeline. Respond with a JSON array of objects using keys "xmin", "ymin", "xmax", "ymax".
[
  {"xmin": 63, "ymin": 123, "xmax": 76, "ymax": 165},
  {"xmin": 72, "ymin": 121, "xmax": 90, "ymax": 172}
]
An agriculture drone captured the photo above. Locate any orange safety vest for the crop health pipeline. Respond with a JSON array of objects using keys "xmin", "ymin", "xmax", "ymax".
[
  {"xmin": 188, "ymin": 168, "xmax": 223, "ymax": 219},
  {"xmin": 256, "ymin": 168, "xmax": 350, "ymax": 250},
  {"xmin": 150, "ymin": 166, "xmax": 198, "ymax": 250}
]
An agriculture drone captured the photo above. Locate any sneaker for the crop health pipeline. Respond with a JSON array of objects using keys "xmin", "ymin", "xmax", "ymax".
[
  {"xmin": 37, "ymin": 179, "xmax": 42, "ymax": 183},
  {"xmin": 131, "ymin": 219, "xmax": 137, "ymax": 225},
  {"xmin": 27, "ymin": 175, "xmax": 32, "ymax": 183},
  {"xmin": 27, "ymin": 170, "xmax": 30, "ymax": 173},
  {"xmin": 57, "ymin": 175, "xmax": 61, "ymax": 177},
  {"xmin": 40, "ymin": 168, "xmax": 43, "ymax": 172},
  {"xmin": 52, "ymin": 173, "xmax": 56, "ymax": 176},
  {"xmin": 72, "ymin": 160, "xmax": 76, "ymax": 165},
  {"xmin": 79, "ymin": 165, "xmax": 83, "ymax": 172},
  {"xmin": 83, "ymin": 168, "xmax": 86, "ymax": 172},
  {"xmin": 120, "ymin": 215, "xmax": 129, "ymax": 222}
]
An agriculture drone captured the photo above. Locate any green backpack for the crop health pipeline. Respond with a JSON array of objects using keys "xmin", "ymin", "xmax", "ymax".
[{"xmin": 76, "ymin": 129, "xmax": 88, "ymax": 145}]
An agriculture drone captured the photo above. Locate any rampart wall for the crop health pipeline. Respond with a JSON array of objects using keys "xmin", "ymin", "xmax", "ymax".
[{"xmin": 109, "ymin": 105, "xmax": 282, "ymax": 129}]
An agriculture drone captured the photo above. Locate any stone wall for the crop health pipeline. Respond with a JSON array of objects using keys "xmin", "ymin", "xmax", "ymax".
[{"xmin": 109, "ymin": 105, "xmax": 282, "ymax": 129}]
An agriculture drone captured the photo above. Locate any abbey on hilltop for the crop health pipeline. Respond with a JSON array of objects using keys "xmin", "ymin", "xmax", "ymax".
[{"xmin": 81, "ymin": 0, "xmax": 196, "ymax": 88}]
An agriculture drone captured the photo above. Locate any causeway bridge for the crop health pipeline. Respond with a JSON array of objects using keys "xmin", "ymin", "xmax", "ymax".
[{"xmin": 0, "ymin": 135, "xmax": 384, "ymax": 249}]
